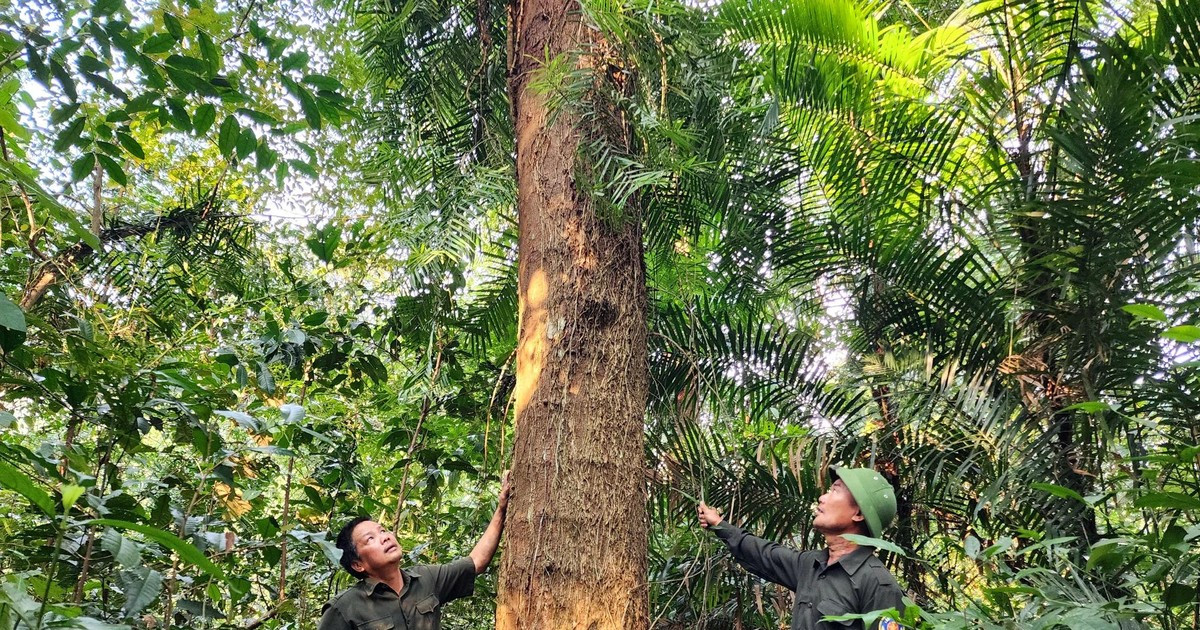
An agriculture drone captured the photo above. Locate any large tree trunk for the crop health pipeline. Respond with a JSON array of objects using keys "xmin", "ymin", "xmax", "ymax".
[{"xmin": 496, "ymin": 0, "xmax": 650, "ymax": 627}]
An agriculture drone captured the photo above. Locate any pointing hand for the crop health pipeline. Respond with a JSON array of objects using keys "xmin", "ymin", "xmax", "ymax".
[{"xmin": 697, "ymin": 501, "xmax": 722, "ymax": 528}]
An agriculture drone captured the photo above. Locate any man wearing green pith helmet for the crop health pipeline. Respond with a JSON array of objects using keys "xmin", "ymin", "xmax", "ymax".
[{"xmin": 698, "ymin": 467, "xmax": 906, "ymax": 630}]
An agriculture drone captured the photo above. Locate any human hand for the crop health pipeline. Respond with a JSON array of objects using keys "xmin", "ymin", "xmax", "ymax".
[
  {"xmin": 498, "ymin": 470, "xmax": 511, "ymax": 513},
  {"xmin": 697, "ymin": 501, "xmax": 723, "ymax": 528}
]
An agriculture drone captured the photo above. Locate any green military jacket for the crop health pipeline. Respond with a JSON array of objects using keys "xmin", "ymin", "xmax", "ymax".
[
  {"xmin": 713, "ymin": 522, "xmax": 904, "ymax": 630},
  {"xmin": 317, "ymin": 557, "xmax": 476, "ymax": 630}
]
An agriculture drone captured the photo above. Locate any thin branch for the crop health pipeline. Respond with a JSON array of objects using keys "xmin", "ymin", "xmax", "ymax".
[
  {"xmin": 392, "ymin": 339, "xmax": 446, "ymax": 531},
  {"xmin": 91, "ymin": 157, "xmax": 103, "ymax": 240},
  {"xmin": 220, "ymin": 0, "xmax": 264, "ymax": 45},
  {"xmin": 19, "ymin": 188, "xmax": 227, "ymax": 310}
]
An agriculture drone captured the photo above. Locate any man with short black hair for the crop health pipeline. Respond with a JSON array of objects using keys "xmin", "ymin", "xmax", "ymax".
[
  {"xmin": 698, "ymin": 466, "xmax": 906, "ymax": 630},
  {"xmin": 318, "ymin": 474, "xmax": 510, "ymax": 630}
]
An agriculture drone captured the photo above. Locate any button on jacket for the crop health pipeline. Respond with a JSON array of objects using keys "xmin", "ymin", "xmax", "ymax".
[
  {"xmin": 318, "ymin": 557, "xmax": 476, "ymax": 630},
  {"xmin": 713, "ymin": 522, "xmax": 904, "ymax": 630}
]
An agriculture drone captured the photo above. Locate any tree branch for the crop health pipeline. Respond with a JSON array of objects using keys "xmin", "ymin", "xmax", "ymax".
[{"xmin": 20, "ymin": 189, "xmax": 225, "ymax": 310}]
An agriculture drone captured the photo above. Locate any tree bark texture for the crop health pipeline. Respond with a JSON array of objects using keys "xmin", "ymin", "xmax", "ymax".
[{"xmin": 497, "ymin": 0, "xmax": 649, "ymax": 627}]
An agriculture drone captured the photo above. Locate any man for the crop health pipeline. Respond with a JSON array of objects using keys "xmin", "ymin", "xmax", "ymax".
[
  {"xmin": 697, "ymin": 466, "xmax": 905, "ymax": 630},
  {"xmin": 318, "ymin": 474, "xmax": 511, "ymax": 630}
]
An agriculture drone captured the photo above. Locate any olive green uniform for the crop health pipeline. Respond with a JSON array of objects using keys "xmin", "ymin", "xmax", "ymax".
[
  {"xmin": 713, "ymin": 521, "xmax": 904, "ymax": 630},
  {"xmin": 317, "ymin": 557, "xmax": 476, "ymax": 630}
]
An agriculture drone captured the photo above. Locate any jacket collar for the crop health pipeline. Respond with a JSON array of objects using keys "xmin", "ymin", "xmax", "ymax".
[
  {"xmin": 818, "ymin": 544, "xmax": 876, "ymax": 576},
  {"xmin": 359, "ymin": 567, "xmax": 416, "ymax": 596}
]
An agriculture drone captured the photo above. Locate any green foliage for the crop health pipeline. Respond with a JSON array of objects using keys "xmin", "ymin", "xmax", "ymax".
[{"xmin": 3, "ymin": 0, "xmax": 1200, "ymax": 627}]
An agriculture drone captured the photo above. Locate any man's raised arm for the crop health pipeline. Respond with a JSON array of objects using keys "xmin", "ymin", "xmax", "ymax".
[
  {"xmin": 698, "ymin": 500, "xmax": 803, "ymax": 590},
  {"xmin": 469, "ymin": 471, "xmax": 511, "ymax": 574}
]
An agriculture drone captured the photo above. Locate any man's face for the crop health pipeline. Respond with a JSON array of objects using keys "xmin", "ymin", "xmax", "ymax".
[
  {"xmin": 813, "ymin": 479, "xmax": 865, "ymax": 535},
  {"xmin": 349, "ymin": 520, "xmax": 403, "ymax": 578}
]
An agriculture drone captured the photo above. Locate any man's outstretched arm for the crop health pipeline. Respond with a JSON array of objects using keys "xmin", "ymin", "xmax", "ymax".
[
  {"xmin": 469, "ymin": 471, "xmax": 511, "ymax": 574},
  {"xmin": 698, "ymin": 501, "xmax": 803, "ymax": 590}
]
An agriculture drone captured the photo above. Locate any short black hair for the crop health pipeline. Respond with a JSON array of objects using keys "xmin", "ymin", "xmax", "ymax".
[{"xmin": 335, "ymin": 516, "xmax": 373, "ymax": 579}]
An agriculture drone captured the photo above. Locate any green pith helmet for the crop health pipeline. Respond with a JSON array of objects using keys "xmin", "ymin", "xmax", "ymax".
[{"xmin": 830, "ymin": 466, "xmax": 897, "ymax": 539}]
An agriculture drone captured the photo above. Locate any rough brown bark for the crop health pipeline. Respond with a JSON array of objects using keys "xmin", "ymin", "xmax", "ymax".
[{"xmin": 496, "ymin": 0, "xmax": 649, "ymax": 627}]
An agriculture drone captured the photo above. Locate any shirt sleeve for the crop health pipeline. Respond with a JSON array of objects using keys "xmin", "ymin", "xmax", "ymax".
[
  {"xmin": 862, "ymin": 575, "xmax": 906, "ymax": 630},
  {"xmin": 317, "ymin": 603, "xmax": 350, "ymax": 630},
  {"xmin": 429, "ymin": 557, "xmax": 478, "ymax": 603},
  {"xmin": 711, "ymin": 520, "xmax": 803, "ymax": 590}
]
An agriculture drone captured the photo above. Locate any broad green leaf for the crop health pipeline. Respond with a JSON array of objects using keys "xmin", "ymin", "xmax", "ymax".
[
  {"xmin": 61, "ymin": 484, "xmax": 86, "ymax": 511},
  {"xmin": 116, "ymin": 132, "xmax": 144, "ymax": 159},
  {"xmin": 0, "ymin": 109, "xmax": 29, "ymax": 141},
  {"xmin": 136, "ymin": 55, "xmax": 168, "ymax": 89},
  {"xmin": 166, "ymin": 54, "xmax": 207, "ymax": 75},
  {"xmin": 1121, "ymin": 304, "xmax": 1168, "ymax": 322},
  {"xmin": 165, "ymin": 65, "xmax": 204, "ymax": 94},
  {"xmin": 305, "ymin": 224, "xmax": 341, "ymax": 262},
  {"xmin": 236, "ymin": 127, "xmax": 256, "ymax": 160},
  {"xmin": 236, "ymin": 107, "xmax": 278, "ymax": 125},
  {"xmin": 1164, "ymin": 583, "xmax": 1196, "ymax": 608},
  {"xmin": 1085, "ymin": 539, "xmax": 1128, "ymax": 570},
  {"xmin": 101, "ymin": 528, "xmax": 142, "ymax": 567},
  {"xmin": 297, "ymin": 85, "xmax": 321, "ymax": 129},
  {"xmin": 88, "ymin": 519, "xmax": 226, "ymax": 581},
  {"xmin": 164, "ymin": 98, "xmax": 191, "ymax": 130},
  {"xmin": 248, "ymin": 20, "xmax": 272, "ymax": 49},
  {"xmin": 71, "ymin": 152, "xmax": 97, "ymax": 182},
  {"xmin": 0, "ymin": 460, "xmax": 54, "ymax": 515},
  {"xmin": 163, "ymin": 13, "xmax": 184, "ymax": 39},
  {"xmin": 257, "ymin": 361, "xmax": 276, "ymax": 393},
  {"xmin": 255, "ymin": 142, "xmax": 278, "ymax": 171},
  {"xmin": 192, "ymin": 426, "xmax": 222, "ymax": 456},
  {"xmin": 1134, "ymin": 492, "xmax": 1200, "ymax": 511},
  {"xmin": 1063, "ymin": 401, "xmax": 1109, "ymax": 414},
  {"xmin": 141, "ymin": 33, "xmax": 176, "ymax": 54},
  {"xmin": 0, "ymin": 293, "xmax": 27, "ymax": 351},
  {"xmin": 963, "ymin": 535, "xmax": 980, "ymax": 559},
  {"xmin": 126, "ymin": 91, "xmax": 160, "ymax": 113},
  {"xmin": 213, "ymin": 347, "xmax": 238, "ymax": 366},
  {"xmin": 303, "ymin": 74, "xmax": 343, "ymax": 91},
  {"xmin": 218, "ymin": 115, "xmax": 240, "ymax": 156},
  {"xmin": 214, "ymin": 410, "xmax": 259, "ymax": 432},
  {"xmin": 0, "ymin": 411, "xmax": 15, "ymax": 429},
  {"xmin": 53, "ymin": 117, "xmax": 87, "ymax": 152},
  {"xmin": 50, "ymin": 103, "xmax": 81, "ymax": 124},
  {"xmin": 177, "ymin": 599, "xmax": 226, "ymax": 619},
  {"xmin": 93, "ymin": 0, "xmax": 122, "ymax": 16},
  {"xmin": 282, "ymin": 50, "xmax": 309, "ymax": 72},
  {"xmin": 97, "ymin": 154, "xmax": 128, "ymax": 186},
  {"xmin": 1031, "ymin": 482, "xmax": 1085, "ymax": 502},
  {"xmin": 840, "ymin": 534, "xmax": 907, "ymax": 557},
  {"xmin": 51, "ymin": 59, "xmax": 79, "ymax": 101},
  {"xmin": 197, "ymin": 31, "xmax": 221, "ymax": 75},
  {"xmin": 282, "ymin": 77, "xmax": 320, "ymax": 129},
  {"xmin": 192, "ymin": 103, "xmax": 216, "ymax": 135},
  {"xmin": 288, "ymin": 158, "xmax": 317, "ymax": 178},
  {"xmin": 1162, "ymin": 325, "xmax": 1200, "ymax": 343},
  {"xmin": 83, "ymin": 73, "xmax": 131, "ymax": 101},
  {"xmin": 26, "ymin": 45, "xmax": 50, "ymax": 84},
  {"xmin": 78, "ymin": 55, "xmax": 109, "ymax": 74},
  {"xmin": 280, "ymin": 403, "xmax": 305, "ymax": 424},
  {"xmin": 316, "ymin": 540, "xmax": 342, "ymax": 566},
  {"xmin": 120, "ymin": 568, "xmax": 164, "ymax": 617},
  {"xmin": 275, "ymin": 158, "xmax": 288, "ymax": 187}
]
